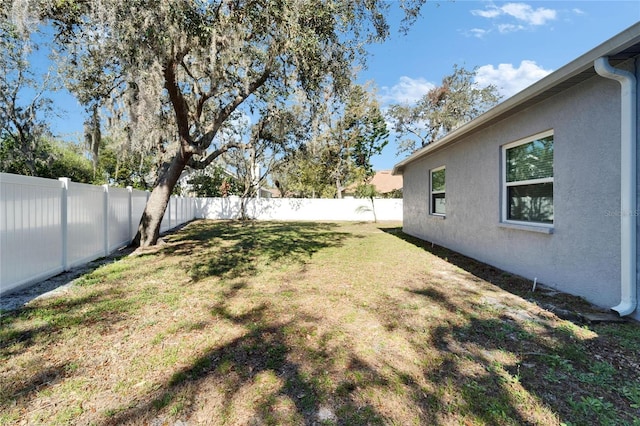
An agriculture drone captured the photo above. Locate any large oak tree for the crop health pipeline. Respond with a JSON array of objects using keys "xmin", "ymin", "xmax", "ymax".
[{"xmin": 10, "ymin": 0, "xmax": 423, "ymax": 246}]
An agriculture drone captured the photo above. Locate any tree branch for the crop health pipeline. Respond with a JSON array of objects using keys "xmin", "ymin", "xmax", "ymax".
[
  {"xmin": 405, "ymin": 126, "xmax": 428, "ymax": 147},
  {"xmin": 163, "ymin": 58, "xmax": 191, "ymax": 145},
  {"xmin": 186, "ymin": 141, "xmax": 250, "ymax": 170},
  {"xmin": 195, "ymin": 91, "xmax": 214, "ymax": 122},
  {"xmin": 180, "ymin": 58, "xmax": 213, "ymax": 122},
  {"xmin": 187, "ymin": 63, "xmax": 273, "ymax": 156},
  {"xmin": 211, "ymin": 64, "xmax": 273, "ymax": 137}
]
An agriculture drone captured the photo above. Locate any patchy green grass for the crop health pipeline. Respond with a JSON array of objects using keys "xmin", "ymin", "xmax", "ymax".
[{"xmin": 1, "ymin": 220, "xmax": 639, "ymax": 425}]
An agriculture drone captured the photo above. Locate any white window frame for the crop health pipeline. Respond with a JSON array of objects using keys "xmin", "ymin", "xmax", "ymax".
[
  {"xmin": 430, "ymin": 166, "xmax": 446, "ymax": 216},
  {"xmin": 501, "ymin": 130, "xmax": 554, "ymax": 228}
]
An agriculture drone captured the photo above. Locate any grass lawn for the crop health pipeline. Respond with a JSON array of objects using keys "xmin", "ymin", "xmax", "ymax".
[{"xmin": 1, "ymin": 220, "xmax": 639, "ymax": 425}]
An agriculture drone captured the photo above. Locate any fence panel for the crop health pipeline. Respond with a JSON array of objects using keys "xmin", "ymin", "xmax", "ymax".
[
  {"xmin": 0, "ymin": 174, "xmax": 64, "ymax": 294},
  {"xmin": 178, "ymin": 198, "xmax": 186, "ymax": 225},
  {"xmin": 177, "ymin": 198, "xmax": 184, "ymax": 225},
  {"xmin": 160, "ymin": 199, "xmax": 171, "ymax": 233},
  {"xmin": 1, "ymin": 173, "xmax": 199, "ymax": 296},
  {"xmin": 175, "ymin": 197, "xmax": 180, "ymax": 227},
  {"xmin": 130, "ymin": 189, "xmax": 148, "ymax": 240},
  {"xmin": 67, "ymin": 182, "xmax": 106, "ymax": 268},
  {"xmin": 171, "ymin": 197, "xmax": 179, "ymax": 229},
  {"xmin": 196, "ymin": 196, "xmax": 242, "ymax": 219},
  {"xmin": 196, "ymin": 197, "xmax": 403, "ymax": 222},
  {"xmin": 108, "ymin": 187, "xmax": 131, "ymax": 251}
]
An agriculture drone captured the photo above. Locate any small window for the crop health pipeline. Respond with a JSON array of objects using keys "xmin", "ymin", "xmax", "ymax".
[
  {"xmin": 502, "ymin": 131, "xmax": 554, "ymax": 225},
  {"xmin": 430, "ymin": 166, "xmax": 446, "ymax": 215}
]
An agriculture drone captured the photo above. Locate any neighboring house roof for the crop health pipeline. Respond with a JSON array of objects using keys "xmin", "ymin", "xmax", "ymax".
[
  {"xmin": 369, "ymin": 170, "xmax": 403, "ymax": 194},
  {"xmin": 393, "ymin": 21, "xmax": 640, "ymax": 175},
  {"xmin": 263, "ymin": 188, "xmax": 282, "ymax": 198},
  {"xmin": 344, "ymin": 170, "xmax": 403, "ymax": 195}
]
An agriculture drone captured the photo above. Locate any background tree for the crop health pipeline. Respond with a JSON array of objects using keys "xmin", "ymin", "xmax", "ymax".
[
  {"xmin": 388, "ymin": 65, "xmax": 501, "ymax": 155},
  {"xmin": 0, "ymin": 18, "xmax": 58, "ymax": 176},
  {"xmin": 45, "ymin": 140, "xmax": 95, "ymax": 182},
  {"xmin": 339, "ymin": 84, "xmax": 388, "ymax": 191},
  {"xmin": 185, "ymin": 165, "xmax": 241, "ymax": 197},
  {"xmin": 225, "ymin": 102, "xmax": 310, "ymax": 216},
  {"xmin": 271, "ymin": 147, "xmax": 334, "ymax": 198},
  {"xmin": 355, "ymin": 183, "xmax": 379, "ymax": 222},
  {"xmin": 95, "ymin": 136, "xmax": 157, "ymax": 189},
  {"xmin": 271, "ymin": 84, "xmax": 388, "ymax": 198},
  {"xmin": 84, "ymin": 104, "xmax": 101, "ymax": 178},
  {"xmin": 270, "ymin": 96, "xmax": 338, "ymax": 198}
]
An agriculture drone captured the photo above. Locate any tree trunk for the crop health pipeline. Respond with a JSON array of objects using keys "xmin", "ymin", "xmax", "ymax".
[
  {"xmin": 335, "ymin": 177, "xmax": 343, "ymax": 199},
  {"xmin": 132, "ymin": 148, "xmax": 189, "ymax": 247},
  {"xmin": 240, "ymin": 195, "xmax": 250, "ymax": 220},
  {"xmin": 370, "ymin": 197, "xmax": 377, "ymax": 223}
]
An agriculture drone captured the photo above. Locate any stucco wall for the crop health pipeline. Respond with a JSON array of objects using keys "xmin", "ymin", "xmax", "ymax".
[{"xmin": 402, "ymin": 74, "xmax": 628, "ymax": 314}]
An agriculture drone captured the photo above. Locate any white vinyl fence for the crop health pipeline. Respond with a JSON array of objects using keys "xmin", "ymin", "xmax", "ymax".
[
  {"xmin": 0, "ymin": 173, "xmax": 195, "ymax": 295},
  {"xmin": 195, "ymin": 196, "xmax": 403, "ymax": 222},
  {"xmin": 1, "ymin": 173, "xmax": 402, "ymax": 296}
]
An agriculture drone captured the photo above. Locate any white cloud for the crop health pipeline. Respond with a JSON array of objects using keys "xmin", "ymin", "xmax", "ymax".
[
  {"xmin": 467, "ymin": 28, "xmax": 490, "ymax": 38},
  {"xmin": 379, "ymin": 76, "xmax": 434, "ymax": 104},
  {"xmin": 471, "ymin": 2, "xmax": 557, "ymax": 33},
  {"xmin": 572, "ymin": 8, "xmax": 586, "ymax": 15},
  {"xmin": 501, "ymin": 3, "xmax": 557, "ymax": 26},
  {"xmin": 472, "ymin": 7, "xmax": 502, "ymax": 19},
  {"xmin": 475, "ymin": 60, "xmax": 553, "ymax": 98},
  {"xmin": 498, "ymin": 23, "xmax": 525, "ymax": 34}
]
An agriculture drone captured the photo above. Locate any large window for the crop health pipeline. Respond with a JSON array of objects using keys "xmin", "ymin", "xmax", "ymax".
[
  {"xmin": 502, "ymin": 131, "xmax": 554, "ymax": 225},
  {"xmin": 430, "ymin": 166, "xmax": 446, "ymax": 215}
]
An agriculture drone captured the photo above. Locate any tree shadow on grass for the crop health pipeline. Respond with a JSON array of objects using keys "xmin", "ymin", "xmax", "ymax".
[
  {"xmin": 159, "ymin": 220, "xmax": 353, "ymax": 282},
  {"xmin": 0, "ymin": 285, "xmax": 139, "ymax": 411},
  {"xmin": 95, "ymin": 266, "xmax": 445, "ymax": 425},
  {"xmin": 0, "ymin": 286, "xmax": 137, "ymax": 356},
  {"xmin": 2, "ymin": 220, "xmax": 358, "ymax": 423},
  {"xmin": 101, "ymin": 300, "xmax": 391, "ymax": 425},
  {"xmin": 380, "ymin": 226, "xmax": 607, "ymax": 317},
  {"xmin": 379, "ymin": 227, "xmax": 640, "ymax": 425},
  {"xmin": 422, "ymin": 303, "xmax": 634, "ymax": 424},
  {"xmin": 0, "ymin": 362, "xmax": 72, "ymax": 409}
]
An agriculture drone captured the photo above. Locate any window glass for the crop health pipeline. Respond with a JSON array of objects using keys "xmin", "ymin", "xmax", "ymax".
[
  {"xmin": 506, "ymin": 136, "xmax": 554, "ymax": 182},
  {"xmin": 504, "ymin": 133, "xmax": 553, "ymax": 224},
  {"xmin": 431, "ymin": 167, "xmax": 445, "ymax": 215},
  {"xmin": 432, "ymin": 193, "xmax": 446, "ymax": 215},
  {"xmin": 431, "ymin": 169, "xmax": 445, "ymax": 192},
  {"xmin": 507, "ymin": 182, "xmax": 553, "ymax": 223}
]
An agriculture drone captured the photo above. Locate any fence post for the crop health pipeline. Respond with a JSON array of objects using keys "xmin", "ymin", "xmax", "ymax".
[
  {"xmin": 58, "ymin": 177, "xmax": 71, "ymax": 271},
  {"xmin": 127, "ymin": 186, "xmax": 133, "ymax": 241},
  {"xmin": 103, "ymin": 184, "xmax": 109, "ymax": 256}
]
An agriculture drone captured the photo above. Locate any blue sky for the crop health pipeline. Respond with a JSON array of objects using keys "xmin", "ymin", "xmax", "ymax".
[
  {"xmin": 361, "ymin": 0, "xmax": 640, "ymax": 170},
  {"xmin": 37, "ymin": 1, "xmax": 640, "ymax": 171}
]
